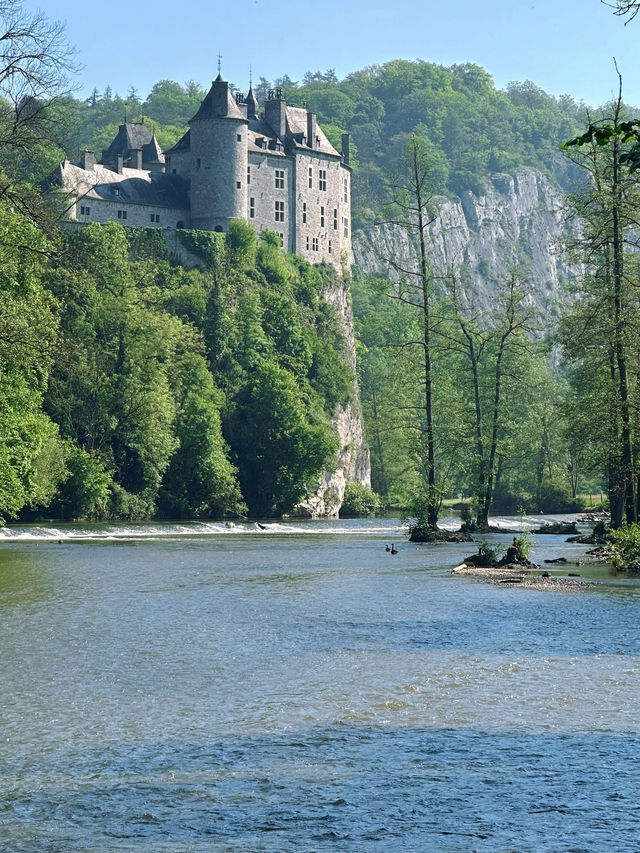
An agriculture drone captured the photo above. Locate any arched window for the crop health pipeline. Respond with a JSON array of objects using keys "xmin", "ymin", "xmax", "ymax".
[
  {"xmin": 176, "ymin": 220, "xmax": 184, "ymax": 229},
  {"xmin": 214, "ymin": 225, "xmax": 223, "ymax": 233}
]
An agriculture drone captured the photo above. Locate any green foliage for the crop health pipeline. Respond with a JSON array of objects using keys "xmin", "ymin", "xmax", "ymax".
[
  {"xmin": 605, "ymin": 524, "xmax": 640, "ymax": 571},
  {"xmin": 512, "ymin": 532, "xmax": 532, "ymax": 562},
  {"xmin": 52, "ymin": 447, "xmax": 111, "ymax": 520},
  {"xmin": 0, "ymin": 214, "xmax": 355, "ymax": 523},
  {"xmin": 339, "ymin": 483, "xmax": 382, "ymax": 517},
  {"xmin": 177, "ymin": 229, "xmax": 226, "ymax": 268},
  {"xmin": 158, "ymin": 353, "xmax": 245, "ymax": 519},
  {"xmin": 228, "ymin": 360, "xmax": 338, "ymax": 517},
  {"xmin": 0, "ymin": 202, "xmax": 63, "ymax": 520},
  {"xmin": 125, "ymin": 227, "xmax": 169, "ymax": 261}
]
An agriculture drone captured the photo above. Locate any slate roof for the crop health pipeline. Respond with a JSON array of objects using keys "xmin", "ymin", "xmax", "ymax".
[
  {"xmin": 56, "ymin": 161, "xmax": 190, "ymax": 210},
  {"xmin": 142, "ymin": 135, "xmax": 165, "ymax": 164},
  {"xmin": 284, "ymin": 106, "xmax": 339, "ymax": 157},
  {"xmin": 190, "ymin": 77, "xmax": 246, "ymax": 122},
  {"xmin": 165, "ymin": 129, "xmax": 190, "ymax": 154},
  {"xmin": 246, "ymin": 85, "xmax": 259, "ymax": 119},
  {"xmin": 247, "ymin": 117, "xmax": 286, "ymax": 156},
  {"xmin": 102, "ymin": 122, "xmax": 153, "ymax": 159}
]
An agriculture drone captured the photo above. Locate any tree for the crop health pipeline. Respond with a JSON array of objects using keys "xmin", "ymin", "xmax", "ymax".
[
  {"xmin": 228, "ymin": 360, "xmax": 337, "ymax": 517},
  {"xmin": 382, "ymin": 133, "xmax": 441, "ymax": 531},
  {"xmin": 562, "ymin": 79, "xmax": 640, "ymax": 526},
  {"xmin": 157, "ymin": 353, "xmax": 244, "ymax": 519},
  {"xmin": 0, "ymin": 199, "xmax": 63, "ymax": 519}
]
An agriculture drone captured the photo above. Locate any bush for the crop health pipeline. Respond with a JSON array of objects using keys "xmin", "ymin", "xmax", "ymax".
[
  {"xmin": 607, "ymin": 524, "xmax": 640, "ymax": 572},
  {"xmin": 536, "ymin": 483, "xmax": 585, "ymax": 514},
  {"xmin": 339, "ymin": 483, "xmax": 382, "ymax": 517}
]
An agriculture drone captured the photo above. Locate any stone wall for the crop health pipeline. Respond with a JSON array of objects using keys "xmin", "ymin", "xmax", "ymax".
[
  {"xmin": 73, "ymin": 198, "xmax": 189, "ymax": 230},
  {"xmin": 247, "ymin": 151, "xmax": 293, "ymax": 250}
]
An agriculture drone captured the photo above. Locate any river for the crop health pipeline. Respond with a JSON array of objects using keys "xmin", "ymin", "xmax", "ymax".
[{"xmin": 0, "ymin": 517, "xmax": 639, "ymax": 851}]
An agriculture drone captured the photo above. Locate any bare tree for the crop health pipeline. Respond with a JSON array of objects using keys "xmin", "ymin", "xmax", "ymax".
[
  {"xmin": 604, "ymin": 1, "xmax": 640, "ymax": 20},
  {"xmin": 0, "ymin": 1, "xmax": 76, "ymax": 223}
]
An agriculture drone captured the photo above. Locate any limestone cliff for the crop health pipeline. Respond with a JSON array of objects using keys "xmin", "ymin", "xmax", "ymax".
[
  {"xmin": 353, "ymin": 168, "xmax": 581, "ymax": 316},
  {"xmin": 294, "ymin": 275, "xmax": 371, "ymax": 519}
]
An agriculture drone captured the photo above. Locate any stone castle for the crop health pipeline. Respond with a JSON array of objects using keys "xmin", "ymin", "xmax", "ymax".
[{"xmin": 54, "ymin": 74, "xmax": 352, "ymax": 268}]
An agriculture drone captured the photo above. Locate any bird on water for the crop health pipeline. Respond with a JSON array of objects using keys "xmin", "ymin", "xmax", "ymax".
[{"xmin": 390, "ymin": 544, "xmax": 398, "ymax": 555}]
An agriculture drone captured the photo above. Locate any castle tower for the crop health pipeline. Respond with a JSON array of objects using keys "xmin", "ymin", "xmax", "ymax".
[{"xmin": 188, "ymin": 74, "xmax": 248, "ymax": 232}]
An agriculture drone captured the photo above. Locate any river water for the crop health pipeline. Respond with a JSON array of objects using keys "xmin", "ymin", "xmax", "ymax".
[{"xmin": 1, "ymin": 517, "xmax": 639, "ymax": 852}]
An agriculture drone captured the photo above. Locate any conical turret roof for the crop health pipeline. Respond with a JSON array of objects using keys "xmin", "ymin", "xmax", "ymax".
[{"xmin": 190, "ymin": 76, "xmax": 245, "ymax": 121}]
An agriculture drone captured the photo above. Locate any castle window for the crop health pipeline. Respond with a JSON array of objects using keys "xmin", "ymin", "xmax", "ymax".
[
  {"xmin": 320, "ymin": 206, "xmax": 325, "ymax": 227},
  {"xmin": 308, "ymin": 167, "xmax": 313, "ymax": 188},
  {"xmin": 150, "ymin": 213, "xmax": 160, "ymax": 223},
  {"xmin": 319, "ymin": 169, "xmax": 327, "ymax": 191},
  {"xmin": 237, "ymin": 133, "xmax": 242, "ymax": 142},
  {"xmin": 275, "ymin": 200, "xmax": 285, "ymax": 222},
  {"xmin": 328, "ymin": 239, "xmax": 332, "ymax": 254},
  {"xmin": 249, "ymin": 197, "xmax": 255, "ymax": 218},
  {"xmin": 117, "ymin": 209, "xmax": 127, "ymax": 220},
  {"xmin": 247, "ymin": 165, "xmax": 251, "ymax": 184},
  {"xmin": 172, "ymin": 169, "xmax": 177, "ymax": 174},
  {"xmin": 343, "ymin": 176, "xmax": 348, "ymax": 203},
  {"xmin": 333, "ymin": 208, "xmax": 338, "ymax": 229},
  {"xmin": 80, "ymin": 205, "xmax": 90, "ymax": 216},
  {"xmin": 196, "ymin": 158, "xmax": 201, "ymax": 169},
  {"xmin": 302, "ymin": 202, "xmax": 307, "ymax": 224},
  {"xmin": 343, "ymin": 216, "xmax": 348, "ymax": 237},
  {"xmin": 312, "ymin": 237, "xmax": 318, "ymax": 252},
  {"xmin": 306, "ymin": 236, "xmax": 309, "ymax": 250},
  {"xmin": 275, "ymin": 169, "xmax": 285, "ymax": 189},
  {"xmin": 236, "ymin": 181, "xmax": 241, "ymax": 189}
]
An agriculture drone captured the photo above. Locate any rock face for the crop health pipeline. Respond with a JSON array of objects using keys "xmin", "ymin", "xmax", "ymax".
[
  {"xmin": 353, "ymin": 168, "xmax": 582, "ymax": 317},
  {"xmin": 294, "ymin": 275, "xmax": 371, "ymax": 519}
]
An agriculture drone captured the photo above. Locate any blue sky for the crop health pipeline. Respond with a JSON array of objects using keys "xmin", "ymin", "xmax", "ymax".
[{"xmin": 24, "ymin": 0, "xmax": 640, "ymax": 107}]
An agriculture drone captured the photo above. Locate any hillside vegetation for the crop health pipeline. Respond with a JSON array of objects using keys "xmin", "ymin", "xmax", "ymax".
[{"xmin": 4, "ymin": 49, "xmax": 640, "ymax": 528}]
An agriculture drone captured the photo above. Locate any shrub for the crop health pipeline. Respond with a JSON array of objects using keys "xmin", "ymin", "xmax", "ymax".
[
  {"xmin": 339, "ymin": 483, "xmax": 382, "ymax": 517},
  {"xmin": 606, "ymin": 524, "xmax": 640, "ymax": 572}
]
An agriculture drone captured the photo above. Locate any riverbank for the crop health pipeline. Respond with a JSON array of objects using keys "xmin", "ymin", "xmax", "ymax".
[{"xmin": 452, "ymin": 562, "xmax": 589, "ymax": 592}]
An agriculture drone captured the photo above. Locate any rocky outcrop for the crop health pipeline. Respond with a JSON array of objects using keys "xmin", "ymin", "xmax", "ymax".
[
  {"xmin": 294, "ymin": 275, "xmax": 371, "ymax": 518},
  {"xmin": 353, "ymin": 168, "xmax": 582, "ymax": 318}
]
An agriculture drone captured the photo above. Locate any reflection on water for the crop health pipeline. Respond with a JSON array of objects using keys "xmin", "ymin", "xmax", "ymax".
[{"xmin": 1, "ymin": 518, "xmax": 639, "ymax": 851}]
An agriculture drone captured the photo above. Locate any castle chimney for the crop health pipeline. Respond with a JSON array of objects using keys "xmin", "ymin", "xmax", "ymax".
[
  {"xmin": 115, "ymin": 154, "xmax": 123, "ymax": 174},
  {"xmin": 131, "ymin": 148, "xmax": 142, "ymax": 169},
  {"xmin": 265, "ymin": 93, "xmax": 286, "ymax": 140},
  {"xmin": 341, "ymin": 133, "xmax": 350, "ymax": 166},
  {"xmin": 80, "ymin": 150, "xmax": 95, "ymax": 171},
  {"xmin": 307, "ymin": 110, "xmax": 317, "ymax": 149}
]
